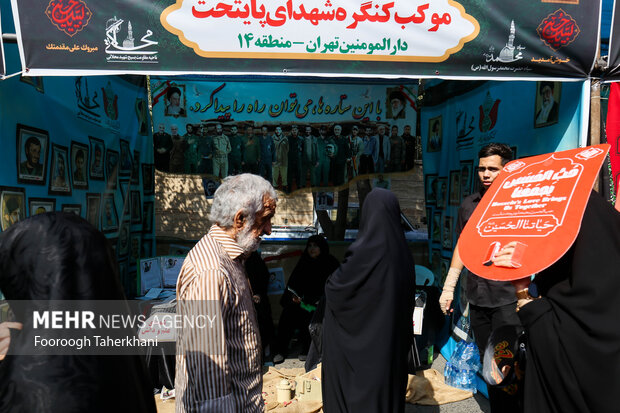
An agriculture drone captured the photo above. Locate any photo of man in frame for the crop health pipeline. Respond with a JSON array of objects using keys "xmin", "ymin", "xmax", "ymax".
[
  {"xmin": 89, "ymin": 137, "xmax": 105, "ymax": 180},
  {"xmin": 534, "ymin": 81, "xmax": 561, "ymax": 128},
  {"xmin": 101, "ymin": 194, "xmax": 119, "ymax": 233},
  {"xmin": 1, "ymin": 187, "xmax": 26, "ymax": 231},
  {"xmin": 164, "ymin": 84, "xmax": 187, "ymax": 117},
  {"xmin": 17, "ymin": 125, "xmax": 49, "ymax": 185},
  {"xmin": 86, "ymin": 193, "xmax": 101, "ymax": 229},
  {"xmin": 29, "ymin": 198, "xmax": 56, "ymax": 216},
  {"xmin": 106, "ymin": 149, "xmax": 119, "ymax": 190},
  {"xmin": 442, "ymin": 215, "xmax": 453, "ymax": 250},
  {"xmin": 71, "ymin": 142, "xmax": 89, "ymax": 190},
  {"xmin": 449, "ymin": 170, "xmax": 461, "ymax": 206},
  {"xmin": 427, "ymin": 116, "xmax": 442, "ymax": 152},
  {"xmin": 49, "ymin": 145, "xmax": 71, "ymax": 196},
  {"xmin": 386, "ymin": 88, "xmax": 406, "ymax": 120}
]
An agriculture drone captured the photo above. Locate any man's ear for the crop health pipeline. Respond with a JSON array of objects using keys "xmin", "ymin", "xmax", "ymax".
[{"xmin": 233, "ymin": 210, "xmax": 245, "ymax": 230}]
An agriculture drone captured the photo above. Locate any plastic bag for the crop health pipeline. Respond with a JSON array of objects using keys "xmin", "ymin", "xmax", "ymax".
[{"xmin": 444, "ymin": 340, "xmax": 481, "ymax": 393}]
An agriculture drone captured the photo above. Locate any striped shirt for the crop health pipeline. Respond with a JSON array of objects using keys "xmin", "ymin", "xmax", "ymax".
[{"xmin": 175, "ymin": 225, "xmax": 263, "ymax": 413}]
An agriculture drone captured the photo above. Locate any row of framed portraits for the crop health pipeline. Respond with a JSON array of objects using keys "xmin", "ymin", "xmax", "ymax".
[
  {"xmin": 16, "ymin": 123, "xmax": 154, "ymax": 196},
  {"xmin": 425, "ymin": 146, "xmax": 518, "ymax": 209},
  {"xmin": 0, "ymin": 185, "xmax": 154, "ymax": 235},
  {"xmin": 427, "ymin": 207, "xmax": 455, "ymax": 252}
]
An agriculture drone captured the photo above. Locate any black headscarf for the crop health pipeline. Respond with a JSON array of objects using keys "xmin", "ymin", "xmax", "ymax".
[
  {"xmin": 322, "ymin": 188, "xmax": 415, "ymax": 413},
  {"xmin": 518, "ymin": 191, "xmax": 620, "ymax": 413},
  {"xmin": 281, "ymin": 234, "xmax": 339, "ymax": 307},
  {"xmin": 0, "ymin": 212, "xmax": 155, "ymax": 413}
]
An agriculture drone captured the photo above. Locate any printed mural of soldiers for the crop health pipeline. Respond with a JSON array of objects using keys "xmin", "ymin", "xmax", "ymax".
[
  {"xmin": 169, "ymin": 124, "xmax": 187, "ymax": 173},
  {"xmin": 301, "ymin": 125, "xmax": 318, "ymax": 187},
  {"xmin": 153, "ymin": 123, "xmax": 172, "ymax": 172},
  {"xmin": 374, "ymin": 124, "xmax": 390, "ymax": 173},
  {"xmin": 388, "ymin": 125, "xmax": 405, "ymax": 173},
  {"xmin": 315, "ymin": 125, "xmax": 335, "ymax": 187},
  {"xmin": 243, "ymin": 125, "xmax": 260, "ymax": 174},
  {"xmin": 198, "ymin": 124, "xmax": 213, "ymax": 174},
  {"xmin": 347, "ymin": 125, "xmax": 364, "ymax": 179},
  {"xmin": 272, "ymin": 126, "xmax": 289, "ymax": 188},
  {"xmin": 287, "ymin": 125, "xmax": 303, "ymax": 192},
  {"xmin": 184, "ymin": 123, "xmax": 200, "ymax": 174},
  {"xmin": 402, "ymin": 124, "xmax": 417, "ymax": 170},
  {"xmin": 228, "ymin": 125, "xmax": 245, "ymax": 176},
  {"xmin": 359, "ymin": 126, "xmax": 378, "ymax": 175},
  {"xmin": 259, "ymin": 126, "xmax": 275, "ymax": 183},
  {"xmin": 153, "ymin": 123, "xmax": 173, "ymax": 172},
  {"xmin": 212, "ymin": 124, "xmax": 231, "ymax": 179},
  {"xmin": 330, "ymin": 124, "xmax": 351, "ymax": 186}
]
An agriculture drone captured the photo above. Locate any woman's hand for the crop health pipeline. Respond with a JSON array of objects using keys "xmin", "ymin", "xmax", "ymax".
[{"xmin": 0, "ymin": 322, "xmax": 23, "ymax": 361}]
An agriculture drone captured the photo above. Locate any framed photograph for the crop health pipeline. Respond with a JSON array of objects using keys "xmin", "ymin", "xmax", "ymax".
[
  {"xmin": 425, "ymin": 174, "xmax": 438, "ymax": 205},
  {"xmin": 460, "ymin": 160, "xmax": 473, "ymax": 198},
  {"xmin": 17, "ymin": 123, "xmax": 49, "ymax": 185},
  {"xmin": 0, "ymin": 187, "xmax": 26, "ymax": 231},
  {"xmin": 62, "ymin": 204, "xmax": 82, "ymax": 216},
  {"xmin": 534, "ymin": 81, "xmax": 561, "ymax": 128},
  {"xmin": 89, "ymin": 136, "xmax": 105, "ymax": 180},
  {"xmin": 20, "ymin": 76, "xmax": 44, "ymax": 93},
  {"xmin": 436, "ymin": 177, "xmax": 448, "ymax": 210},
  {"xmin": 131, "ymin": 150, "xmax": 140, "ymax": 185},
  {"xmin": 119, "ymin": 139, "xmax": 132, "ymax": 176},
  {"xmin": 130, "ymin": 190, "xmax": 142, "ymax": 224},
  {"xmin": 86, "ymin": 193, "xmax": 101, "ymax": 229},
  {"xmin": 386, "ymin": 87, "xmax": 406, "ymax": 120},
  {"xmin": 142, "ymin": 201, "xmax": 154, "ymax": 233},
  {"xmin": 101, "ymin": 193, "xmax": 119, "ymax": 234},
  {"xmin": 118, "ymin": 224, "xmax": 131, "ymax": 257},
  {"xmin": 106, "ymin": 149, "xmax": 119, "ymax": 190},
  {"xmin": 427, "ymin": 115, "xmax": 442, "ymax": 152},
  {"xmin": 449, "ymin": 170, "xmax": 461, "ymax": 206},
  {"xmin": 48, "ymin": 144, "xmax": 72, "ymax": 196},
  {"xmin": 164, "ymin": 83, "xmax": 187, "ymax": 118},
  {"xmin": 142, "ymin": 164, "xmax": 154, "ymax": 196},
  {"xmin": 119, "ymin": 179, "xmax": 131, "ymax": 220},
  {"xmin": 442, "ymin": 215, "xmax": 454, "ymax": 250},
  {"xmin": 130, "ymin": 234, "xmax": 142, "ymax": 263},
  {"xmin": 28, "ymin": 197, "xmax": 56, "ymax": 217},
  {"xmin": 70, "ymin": 141, "xmax": 89, "ymax": 190},
  {"xmin": 432, "ymin": 212, "xmax": 441, "ymax": 244}
]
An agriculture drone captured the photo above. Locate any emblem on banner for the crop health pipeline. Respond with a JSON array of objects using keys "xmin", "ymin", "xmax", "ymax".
[
  {"xmin": 478, "ymin": 91, "xmax": 500, "ymax": 133},
  {"xmin": 104, "ymin": 16, "xmax": 159, "ymax": 63},
  {"xmin": 537, "ymin": 9, "xmax": 580, "ymax": 51},
  {"xmin": 102, "ymin": 81, "xmax": 119, "ymax": 121},
  {"xmin": 45, "ymin": 0, "xmax": 92, "ymax": 37}
]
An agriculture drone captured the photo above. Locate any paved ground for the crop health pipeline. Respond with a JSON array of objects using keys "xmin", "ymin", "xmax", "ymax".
[{"xmin": 273, "ymin": 348, "xmax": 490, "ymax": 413}]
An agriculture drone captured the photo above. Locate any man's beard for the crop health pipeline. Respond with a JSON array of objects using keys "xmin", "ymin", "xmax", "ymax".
[{"xmin": 237, "ymin": 223, "xmax": 261, "ymax": 253}]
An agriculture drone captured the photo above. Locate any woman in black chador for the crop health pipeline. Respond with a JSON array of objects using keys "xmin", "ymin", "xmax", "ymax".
[
  {"xmin": 322, "ymin": 188, "xmax": 415, "ymax": 413},
  {"xmin": 273, "ymin": 235, "xmax": 339, "ymax": 363},
  {"xmin": 510, "ymin": 192, "xmax": 620, "ymax": 413},
  {"xmin": 0, "ymin": 212, "xmax": 155, "ymax": 413}
]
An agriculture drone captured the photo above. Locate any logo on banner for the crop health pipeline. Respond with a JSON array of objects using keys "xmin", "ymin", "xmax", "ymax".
[
  {"xmin": 45, "ymin": 0, "xmax": 92, "ymax": 37},
  {"xmin": 537, "ymin": 9, "xmax": 580, "ymax": 51},
  {"xmin": 76, "ymin": 76, "xmax": 102, "ymax": 126},
  {"xmin": 101, "ymin": 81, "xmax": 120, "ymax": 130},
  {"xmin": 104, "ymin": 16, "xmax": 159, "ymax": 63},
  {"xmin": 478, "ymin": 91, "xmax": 500, "ymax": 133}
]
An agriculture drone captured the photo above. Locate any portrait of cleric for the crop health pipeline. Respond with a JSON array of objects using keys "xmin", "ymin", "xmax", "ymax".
[
  {"xmin": 386, "ymin": 88, "xmax": 407, "ymax": 120},
  {"xmin": 534, "ymin": 81, "xmax": 561, "ymax": 128},
  {"xmin": 17, "ymin": 126, "xmax": 48, "ymax": 184}
]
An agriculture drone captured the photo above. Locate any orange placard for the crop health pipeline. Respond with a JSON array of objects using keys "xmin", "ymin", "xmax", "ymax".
[{"xmin": 459, "ymin": 144, "xmax": 610, "ymax": 281}]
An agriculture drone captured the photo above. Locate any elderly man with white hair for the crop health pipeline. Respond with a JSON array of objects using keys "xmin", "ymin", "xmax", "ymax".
[{"xmin": 175, "ymin": 174, "xmax": 277, "ymax": 413}]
